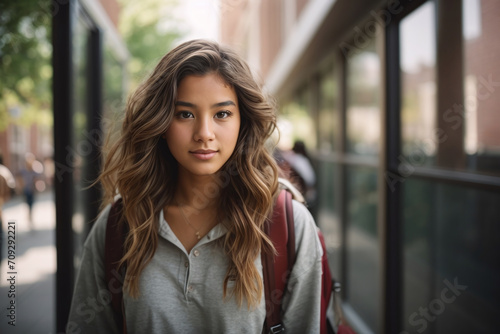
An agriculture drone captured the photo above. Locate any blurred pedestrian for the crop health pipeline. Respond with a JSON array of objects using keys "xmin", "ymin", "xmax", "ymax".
[
  {"xmin": 283, "ymin": 140, "xmax": 317, "ymax": 205},
  {"xmin": 273, "ymin": 147, "xmax": 306, "ymax": 201},
  {"xmin": 19, "ymin": 152, "xmax": 43, "ymax": 229},
  {"xmin": 0, "ymin": 154, "xmax": 16, "ymax": 262}
]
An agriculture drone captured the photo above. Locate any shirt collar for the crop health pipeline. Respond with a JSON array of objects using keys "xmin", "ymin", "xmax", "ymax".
[{"xmin": 158, "ymin": 209, "xmax": 228, "ymax": 249}]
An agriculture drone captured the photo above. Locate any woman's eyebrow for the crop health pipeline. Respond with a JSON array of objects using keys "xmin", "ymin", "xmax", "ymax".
[
  {"xmin": 174, "ymin": 101, "xmax": 195, "ymax": 107},
  {"xmin": 174, "ymin": 100, "xmax": 236, "ymax": 108}
]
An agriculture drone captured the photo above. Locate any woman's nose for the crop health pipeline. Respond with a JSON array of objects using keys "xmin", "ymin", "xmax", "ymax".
[{"xmin": 193, "ymin": 116, "xmax": 215, "ymax": 142}]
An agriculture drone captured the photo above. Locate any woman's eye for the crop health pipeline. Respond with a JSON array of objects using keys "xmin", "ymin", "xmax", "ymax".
[
  {"xmin": 177, "ymin": 111, "xmax": 193, "ymax": 119},
  {"xmin": 215, "ymin": 111, "xmax": 232, "ymax": 119}
]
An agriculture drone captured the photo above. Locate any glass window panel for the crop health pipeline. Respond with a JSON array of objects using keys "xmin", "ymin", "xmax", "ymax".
[
  {"xmin": 463, "ymin": 0, "xmax": 500, "ymax": 176},
  {"xmin": 400, "ymin": 2, "xmax": 436, "ymax": 167},
  {"xmin": 72, "ymin": 16, "xmax": 91, "ymax": 258},
  {"xmin": 318, "ymin": 160, "xmax": 336, "ymax": 214},
  {"xmin": 346, "ymin": 39, "xmax": 380, "ymax": 156},
  {"xmin": 103, "ymin": 44, "xmax": 125, "ymax": 116},
  {"xmin": 345, "ymin": 166, "xmax": 379, "ymax": 331},
  {"xmin": 102, "ymin": 43, "xmax": 126, "ymax": 143},
  {"xmin": 402, "ymin": 178, "xmax": 500, "ymax": 333},
  {"xmin": 401, "ymin": 0, "xmax": 500, "ymax": 177},
  {"xmin": 278, "ymin": 88, "xmax": 316, "ymax": 149},
  {"xmin": 317, "ymin": 161, "xmax": 341, "ymax": 279},
  {"xmin": 318, "ymin": 64, "xmax": 337, "ymax": 152}
]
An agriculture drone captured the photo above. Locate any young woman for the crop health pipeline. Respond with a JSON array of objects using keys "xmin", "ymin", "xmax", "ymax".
[{"xmin": 67, "ymin": 39, "xmax": 322, "ymax": 333}]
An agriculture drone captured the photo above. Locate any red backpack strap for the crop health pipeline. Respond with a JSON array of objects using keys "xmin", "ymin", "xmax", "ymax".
[
  {"xmin": 104, "ymin": 199, "xmax": 128, "ymax": 334},
  {"xmin": 316, "ymin": 228, "xmax": 333, "ymax": 334},
  {"xmin": 262, "ymin": 189, "xmax": 296, "ymax": 333}
]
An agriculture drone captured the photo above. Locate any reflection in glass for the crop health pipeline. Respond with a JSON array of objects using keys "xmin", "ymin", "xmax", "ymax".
[
  {"xmin": 402, "ymin": 178, "xmax": 500, "ymax": 332},
  {"xmin": 102, "ymin": 44, "xmax": 126, "ymax": 143},
  {"xmin": 346, "ymin": 39, "xmax": 380, "ymax": 156},
  {"xmin": 103, "ymin": 44, "xmax": 125, "ymax": 115},
  {"xmin": 346, "ymin": 166, "xmax": 379, "ymax": 332},
  {"xmin": 463, "ymin": 0, "xmax": 500, "ymax": 176},
  {"xmin": 400, "ymin": 1, "xmax": 436, "ymax": 166},
  {"xmin": 318, "ymin": 63, "xmax": 337, "ymax": 152},
  {"xmin": 318, "ymin": 161, "xmax": 336, "ymax": 215},
  {"xmin": 316, "ymin": 161, "xmax": 341, "ymax": 279},
  {"xmin": 71, "ymin": 16, "xmax": 90, "ymax": 268},
  {"xmin": 278, "ymin": 88, "xmax": 316, "ymax": 149},
  {"xmin": 400, "ymin": 0, "xmax": 500, "ymax": 176}
]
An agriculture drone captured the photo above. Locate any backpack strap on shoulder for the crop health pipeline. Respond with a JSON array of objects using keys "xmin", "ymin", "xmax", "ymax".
[
  {"xmin": 104, "ymin": 198, "xmax": 128, "ymax": 334},
  {"xmin": 262, "ymin": 189, "xmax": 296, "ymax": 333}
]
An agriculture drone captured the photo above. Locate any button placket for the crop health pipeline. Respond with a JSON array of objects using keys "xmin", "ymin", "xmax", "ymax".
[
  {"xmin": 185, "ymin": 247, "xmax": 203, "ymax": 298},
  {"xmin": 186, "ymin": 254, "xmax": 194, "ymax": 296},
  {"xmin": 181, "ymin": 253, "xmax": 191, "ymax": 300}
]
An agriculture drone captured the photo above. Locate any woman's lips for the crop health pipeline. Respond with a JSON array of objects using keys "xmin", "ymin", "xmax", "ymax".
[{"xmin": 190, "ymin": 150, "xmax": 217, "ymax": 160}]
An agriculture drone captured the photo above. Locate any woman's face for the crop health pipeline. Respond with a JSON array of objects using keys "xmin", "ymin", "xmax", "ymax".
[{"xmin": 164, "ymin": 73, "xmax": 241, "ymax": 178}]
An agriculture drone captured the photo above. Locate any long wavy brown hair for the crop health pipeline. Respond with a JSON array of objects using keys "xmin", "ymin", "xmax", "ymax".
[{"xmin": 99, "ymin": 39, "xmax": 279, "ymax": 308}]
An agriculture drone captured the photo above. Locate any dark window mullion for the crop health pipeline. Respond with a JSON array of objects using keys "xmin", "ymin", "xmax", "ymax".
[
  {"xmin": 384, "ymin": 14, "xmax": 403, "ymax": 334},
  {"xmin": 53, "ymin": 1, "xmax": 74, "ymax": 331},
  {"xmin": 336, "ymin": 48, "xmax": 349, "ymax": 295},
  {"xmin": 83, "ymin": 28, "xmax": 103, "ymax": 237}
]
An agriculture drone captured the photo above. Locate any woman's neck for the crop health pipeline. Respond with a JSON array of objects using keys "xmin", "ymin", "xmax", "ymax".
[{"xmin": 173, "ymin": 171, "xmax": 222, "ymax": 213}]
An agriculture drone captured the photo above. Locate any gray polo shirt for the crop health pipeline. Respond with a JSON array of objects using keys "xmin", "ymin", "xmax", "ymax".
[{"xmin": 66, "ymin": 200, "xmax": 322, "ymax": 334}]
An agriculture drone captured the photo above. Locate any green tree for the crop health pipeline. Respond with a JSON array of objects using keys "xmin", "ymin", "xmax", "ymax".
[
  {"xmin": 118, "ymin": 0, "xmax": 183, "ymax": 91},
  {"xmin": 0, "ymin": 0, "xmax": 52, "ymax": 131}
]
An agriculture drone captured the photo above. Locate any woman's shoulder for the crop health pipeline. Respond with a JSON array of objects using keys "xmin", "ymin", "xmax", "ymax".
[
  {"xmin": 286, "ymin": 198, "xmax": 322, "ymax": 282},
  {"xmin": 290, "ymin": 199, "xmax": 322, "ymax": 256},
  {"xmin": 277, "ymin": 178, "xmax": 317, "ymax": 244},
  {"xmin": 290, "ymin": 199, "xmax": 312, "ymax": 230}
]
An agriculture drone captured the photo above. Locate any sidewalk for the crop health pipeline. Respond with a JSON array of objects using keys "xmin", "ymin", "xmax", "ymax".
[{"xmin": 0, "ymin": 190, "xmax": 56, "ymax": 334}]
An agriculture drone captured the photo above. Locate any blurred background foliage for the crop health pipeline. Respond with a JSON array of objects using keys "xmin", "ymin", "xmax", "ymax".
[
  {"xmin": 0, "ymin": 0, "xmax": 52, "ymax": 131},
  {"xmin": 0, "ymin": 0, "xmax": 184, "ymax": 132},
  {"xmin": 118, "ymin": 0, "xmax": 183, "ymax": 91}
]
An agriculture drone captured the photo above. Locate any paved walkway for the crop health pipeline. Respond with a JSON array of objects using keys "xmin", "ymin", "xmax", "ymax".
[{"xmin": 0, "ymin": 190, "xmax": 56, "ymax": 334}]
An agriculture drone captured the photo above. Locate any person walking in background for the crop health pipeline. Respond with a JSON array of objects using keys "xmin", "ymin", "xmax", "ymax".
[
  {"xmin": 19, "ymin": 152, "xmax": 43, "ymax": 229},
  {"xmin": 0, "ymin": 155, "xmax": 16, "ymax": 262},
  {"xmin": 282, "ymin": 140, "xmax": 317, "ymax": 206}
]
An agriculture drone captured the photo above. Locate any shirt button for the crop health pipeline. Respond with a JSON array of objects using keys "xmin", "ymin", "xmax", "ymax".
[
  {"xmin": 193, "ymin": 249, "xmax": 200, "ymax": 257},
  {"xmin": 184, "ymin": 261, "xmax": 189, "ymax": 268},
  {"xmin": 188, "ymin": 285, "xmax": 194, "ymax": 292}
]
